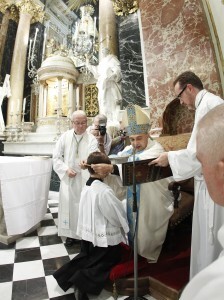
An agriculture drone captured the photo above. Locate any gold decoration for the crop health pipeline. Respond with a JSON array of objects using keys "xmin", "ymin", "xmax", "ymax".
[
  {"xmin": 16, "ymin": 0, "xmax": 45, "ymax": 24},
  {"xmin": 0, "ymin": 1, "xmax": 19, "ymax": 22},
  {"xmin": 84, "ymin": 84, "xmax": 99, "ymax": 117},
  {"xmin": 67, "ymin": 0, "xmax": 98, "ymax": 11},
  {"xmin": 111, "ymin": 0, "xmax": 139, "ymax": 16}
]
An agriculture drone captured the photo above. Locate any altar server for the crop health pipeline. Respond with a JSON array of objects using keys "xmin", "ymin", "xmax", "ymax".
[{"xmin": 54, "ymin": 151, "xmax": 129, "ymax": 300}]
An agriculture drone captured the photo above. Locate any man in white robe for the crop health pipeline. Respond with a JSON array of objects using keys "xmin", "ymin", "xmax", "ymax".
[
  {"xmin": 53, "ymin": 110, "xmax": 99, "ymax": 246},
  {"xmin": 92, "ymin": 104, "xmax": 174, "ymax": 262},
  {"xmin": 151, "ymin": 71, "xmax": 224, "ymax": 278},
  {"xmin": 180, "ymin": 103, "xmax": 224, "ymax": 299}
]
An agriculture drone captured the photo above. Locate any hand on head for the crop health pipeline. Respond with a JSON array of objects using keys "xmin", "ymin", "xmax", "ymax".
[{"xmin": 91, "ymin": 163, "xmax": 113, "ymax": 177}]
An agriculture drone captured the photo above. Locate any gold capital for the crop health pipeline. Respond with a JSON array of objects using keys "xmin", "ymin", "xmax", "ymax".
[{"xmin": 16, "ymin": 0, "xmax": 45, "ymax": 24}]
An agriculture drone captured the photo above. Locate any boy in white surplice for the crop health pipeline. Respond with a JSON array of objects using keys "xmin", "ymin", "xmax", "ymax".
[{"xmin": 53, "ymin": 152, "xmax": 129, "ymax": 300}]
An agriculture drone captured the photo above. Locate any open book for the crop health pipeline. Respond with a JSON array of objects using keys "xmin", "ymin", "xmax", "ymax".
[{"xmin": 122, "ymin": 158, "xmax": 172, "ymax": 186}]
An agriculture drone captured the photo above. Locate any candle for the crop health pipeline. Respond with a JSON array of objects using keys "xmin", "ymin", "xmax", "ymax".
[
  {"xmin": 23, "ymin": 98, "xmax": 26, "ymax": 112},
  {"xmin": 28, "ymin": 39, "xmax": 32, "ymax": 60}
]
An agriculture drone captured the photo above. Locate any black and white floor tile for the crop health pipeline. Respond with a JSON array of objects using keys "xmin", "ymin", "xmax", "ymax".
[{"xmin": 0, "ymin": 191, "xmax": 154, "ymax": 300}]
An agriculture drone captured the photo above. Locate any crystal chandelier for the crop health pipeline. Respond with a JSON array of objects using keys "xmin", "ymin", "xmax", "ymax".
[
  {"xmin": 72, "ymin": 4, "xmax": 98, "ymax": 81},
  {"xmin": 111, "ymin": 0, "xmax": 139, "ymax": 16}
]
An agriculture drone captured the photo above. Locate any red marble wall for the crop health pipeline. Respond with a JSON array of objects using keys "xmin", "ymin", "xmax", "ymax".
[{"xmin": 139, "ymin": 0, "xmax": 222, "ymax": 128}]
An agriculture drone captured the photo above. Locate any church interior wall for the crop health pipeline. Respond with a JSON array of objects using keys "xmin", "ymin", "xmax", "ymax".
[{"xmin": 139, "ymin": 0, "xmax": 223, "ymax": 128}]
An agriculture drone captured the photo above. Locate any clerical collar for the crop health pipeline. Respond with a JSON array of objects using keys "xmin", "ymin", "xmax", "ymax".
[
  {"xmin": 195, "ymin": 89, "xmax": 208, "ymax": 109},
  {"xmin": 73, "ymin": 132, "xmax": 84, "ymax": 139},
  {"xmin": 86, "ymin": 177, "xmax": 103, "ymax": 186}
]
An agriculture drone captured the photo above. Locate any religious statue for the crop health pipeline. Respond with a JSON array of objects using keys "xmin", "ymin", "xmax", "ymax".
[{"xmin": 87, "ymin": 49, "xmax": 122, "ymax": 124}]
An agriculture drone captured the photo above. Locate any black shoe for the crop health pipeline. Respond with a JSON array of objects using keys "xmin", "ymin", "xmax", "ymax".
[
  {"xmin": 74, "ymin": 288, "xmax": 89, "ymax": 300},
  {"xmin": 65, "ymin": 237, "xmax": 75, "ymax": 247},
  {"xmin": 65, "ymin": 237, "xmax": 80, "ymax": 247}
]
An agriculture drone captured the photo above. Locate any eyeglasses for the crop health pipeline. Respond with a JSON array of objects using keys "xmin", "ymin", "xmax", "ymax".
[
  {"xmin": 176, "ymin": 85, "xmax": 187, "ymax": 100},
  {"xmin": 72, "ymin": 121, "xmax": 87, "ymax": 126}
]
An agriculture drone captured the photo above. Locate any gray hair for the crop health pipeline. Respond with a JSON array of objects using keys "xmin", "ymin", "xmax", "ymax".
[
  {"xmin": 197, "ymin": 103, "xmax": 224, "ymax": 164},
  {"xmin": 94, "ymin": 114, "xmax": 107, "ymax": 125},
  {"xmin": 71, "ymin": 110, "xmax": 87, "ymax": 120}
]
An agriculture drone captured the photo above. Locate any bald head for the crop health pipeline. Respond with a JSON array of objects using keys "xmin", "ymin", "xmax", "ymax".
[
  {"xmin": 197, "ymin": 103, "xmax": 224, "ymax": 165},
  {"xmin": 196, "ymin": 103, "xmax": 224, "ymax": 206},
  {"xmin": 71, "ymin": 110, "xmax": 86, "ymax": 119}
]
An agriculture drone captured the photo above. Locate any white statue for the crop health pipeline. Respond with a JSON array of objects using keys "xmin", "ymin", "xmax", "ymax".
[
  {"xmin": 0, "ymin": 74, "xmax": 11, "ymax": 133},
  {"xmin": 87, "ymin": 49, "xmax": 122, "ymax": 124}
]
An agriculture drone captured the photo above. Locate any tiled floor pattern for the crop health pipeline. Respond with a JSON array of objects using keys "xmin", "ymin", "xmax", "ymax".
[{"xmin": 0, "ymin": 191, "xmax": 155, "ymax": 300}]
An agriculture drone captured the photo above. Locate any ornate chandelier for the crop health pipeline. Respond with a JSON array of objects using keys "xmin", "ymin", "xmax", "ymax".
[
  {"xmin": 72, "ymin": 4, "xmax": 98, "ymax": 81},
  {"xmin": 111, "ymin": 0, "xmax": 139, "ymax": 16}
]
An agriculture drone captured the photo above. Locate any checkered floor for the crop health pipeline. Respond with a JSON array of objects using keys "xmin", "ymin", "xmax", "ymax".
[{"xmin": 0, "ymin": 191, "xmax": 154, "ymax": 300}]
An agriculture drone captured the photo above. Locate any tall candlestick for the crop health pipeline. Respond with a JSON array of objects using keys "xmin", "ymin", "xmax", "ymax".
[
  {"xmin": 23, "ymin": 97, "xmax": 26, "ymax": 112},
  {"xmin": 28, "ymin": 39, "xmax": 32, "ymax": 61}
]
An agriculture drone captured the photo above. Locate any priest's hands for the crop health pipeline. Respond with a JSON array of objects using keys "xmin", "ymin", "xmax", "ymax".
[
  {"xmin": 66, "ymin": 168, "xmax": 77, "ymax": 178},
  {"xmin": 91, "ymin": 163, "xmax": 113, "ymax": 176},
  {"xmin": 149, "ymin": 152, "xmax": 169, "ymax": 167},
  {"xmin": 80, "ymin": 160, "xmax": 88, "ymax": 170}
]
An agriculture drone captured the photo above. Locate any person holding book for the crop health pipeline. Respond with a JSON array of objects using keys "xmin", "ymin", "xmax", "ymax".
[
  {"xmin": 53, "ymin": 151, "xmax": 129, "ymax": 300},
  {"xmin": 92, "ymin": 104, "xmax": 174, "ymax": 263}
]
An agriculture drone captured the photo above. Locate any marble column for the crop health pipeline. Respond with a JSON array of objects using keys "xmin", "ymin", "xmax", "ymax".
[
  {"xmin": 6, "ymin": 1, "xmax": 44, "ymax": 126},
  {"xmin": 43, "ymin": 81, "xmax": 48, "ymax": 117},
  {"xmin": 57, "ymin": 77, "xmax": 63, "ymax": 117},
  {"xmin": 38, "ymin": 80, "xmax": 44, "ymax": 118},
  {"xmin": 68, "ymin": 79, "xmax": 74, "ymax": 114},
  {"xmin": 7, "ymin": 12, "xmax": 32, "ymax": 126},
  {"xmin": 99, "ymin": 0, "xmax": 118, "ymax": 60}
]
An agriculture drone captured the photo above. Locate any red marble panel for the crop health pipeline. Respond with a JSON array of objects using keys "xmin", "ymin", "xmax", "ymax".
[{"xmin": 139, "ymin": 0, "xmax": 222, "ymax": 129}]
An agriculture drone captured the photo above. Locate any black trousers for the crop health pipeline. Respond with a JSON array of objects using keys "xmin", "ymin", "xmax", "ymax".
[{"xmin": 53, "ymin": 240, "xmax": 122, "ymax": 295}]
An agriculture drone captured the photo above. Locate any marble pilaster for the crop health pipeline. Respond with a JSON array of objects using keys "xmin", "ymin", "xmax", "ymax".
[
  {"xmin": 118, "ymin": 13, "xmax": 145, "ymax": 108},
  {"xmin": 0, "ymin": 9, "xmax": 10, "ymax": 79}
]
